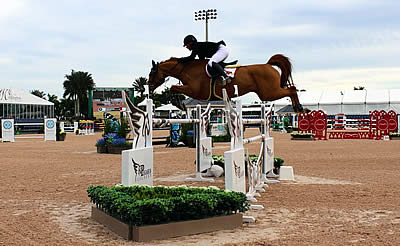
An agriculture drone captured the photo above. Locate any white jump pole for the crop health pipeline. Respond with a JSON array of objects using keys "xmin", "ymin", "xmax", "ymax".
[
  {"xmin": 1, "ymin": 119, "xmax": 56, "ymax": 142},
  {"xmin": 185, "ymin": 104, "xmax": 214, "ymax": 182}
]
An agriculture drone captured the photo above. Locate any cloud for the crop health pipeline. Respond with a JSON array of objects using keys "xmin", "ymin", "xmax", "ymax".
[
  {"xmin": 0, "ymin": 1, "xmax": 399, "ymax": 98},
  {"xmin": 233, "ymin": 23, "xmax": 323, "ymax": 39},
  {"xmin": 0, "ymin": 0, "xmax": 27, "ymax": 19},
  {"xmin": 0, "ymin": 57, "xmax": 13, "ymax": 65}
]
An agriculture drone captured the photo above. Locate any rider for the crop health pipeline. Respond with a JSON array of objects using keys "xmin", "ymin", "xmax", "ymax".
[{"xmin": 177, "ymin": 34, "xmax": 232, "ymax": 84}]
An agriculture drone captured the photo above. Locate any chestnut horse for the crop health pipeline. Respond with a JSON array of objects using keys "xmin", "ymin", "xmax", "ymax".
[{"xmin": 148, "ymin": 54, "xmax": 303, "ymax": 112}]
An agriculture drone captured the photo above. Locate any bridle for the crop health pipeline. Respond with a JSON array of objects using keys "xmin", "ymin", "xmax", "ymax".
[{"xmin": 151, "ymin": 59, "xmax": 186, "ymax": 86}]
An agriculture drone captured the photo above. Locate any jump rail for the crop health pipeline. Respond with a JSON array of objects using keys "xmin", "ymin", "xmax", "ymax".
[{"xmin": 1, "ymin": 119, "xmax": 57, "ymax": 142}]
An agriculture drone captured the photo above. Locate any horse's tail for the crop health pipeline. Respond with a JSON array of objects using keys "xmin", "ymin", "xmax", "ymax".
[{"xmin": 267, "ymin": 54, "xmax": 294, "ymax": 88}]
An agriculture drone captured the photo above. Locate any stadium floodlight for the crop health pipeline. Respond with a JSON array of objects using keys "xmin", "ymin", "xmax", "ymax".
[{"xmin": 194, "ymin": 9, "xmax": 217, "ymax": 41}]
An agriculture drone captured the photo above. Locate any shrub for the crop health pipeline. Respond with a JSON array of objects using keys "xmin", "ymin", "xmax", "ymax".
[
  {"xmin": 103, "ymin": 119, "xmax": 118, "ymax": 136},
  {"xmin": 87, "ymin": 185, "xmax": 249, "ymax": 226},
  {"xmin": 117, "ymin": 118, "xmax": 129, "ymax": 139}
]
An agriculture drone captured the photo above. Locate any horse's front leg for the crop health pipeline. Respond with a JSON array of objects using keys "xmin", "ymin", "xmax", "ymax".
[
  {"xmin": 170, "ymin": 85, "xmax": 193, "ymax": 97},
  {"xmin": 170, "ymin": 85, "xmax": 193, "ymax": 111}
]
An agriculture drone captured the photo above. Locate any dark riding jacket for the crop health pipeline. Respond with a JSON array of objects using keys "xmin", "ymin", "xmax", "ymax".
[{"xmin": 178, "ymin": 40, "xmax": 226, "ymax": 63}]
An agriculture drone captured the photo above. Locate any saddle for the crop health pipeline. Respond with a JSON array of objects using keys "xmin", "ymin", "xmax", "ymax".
[{"xmin": 206, "ymin": 60, "xmax": 238, "ymax": 77}]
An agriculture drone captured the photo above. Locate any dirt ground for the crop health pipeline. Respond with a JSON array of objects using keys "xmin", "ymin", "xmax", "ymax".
[{"xmin": 1, "ymin": 129, "xmax": 400, "ymax": 246}]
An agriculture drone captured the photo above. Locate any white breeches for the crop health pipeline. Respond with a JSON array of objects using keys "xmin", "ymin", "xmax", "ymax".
[{"xmin": 208, "ymin": 45, "xmax": 229, "ymax": 66}]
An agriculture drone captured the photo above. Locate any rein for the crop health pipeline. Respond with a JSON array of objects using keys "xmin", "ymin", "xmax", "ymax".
[{"xmin": 165, "ymin": 61, "xmax": 186, "ymax": 80}]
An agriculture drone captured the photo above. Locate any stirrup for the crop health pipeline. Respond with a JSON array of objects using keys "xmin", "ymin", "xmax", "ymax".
[{"xmin": 222, "ymin": 76, "xmax": 232, "ymax": 86}]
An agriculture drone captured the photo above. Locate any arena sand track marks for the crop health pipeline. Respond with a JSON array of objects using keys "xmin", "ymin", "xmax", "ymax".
[{"xmin": 0, "ymin": 130, "xmax": 400, "ymax": 245}]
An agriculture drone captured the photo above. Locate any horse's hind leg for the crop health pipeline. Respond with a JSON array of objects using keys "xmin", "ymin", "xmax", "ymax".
[{"xmin": 287, "ymin": 86, "xmax": 303, "ymax": 112}]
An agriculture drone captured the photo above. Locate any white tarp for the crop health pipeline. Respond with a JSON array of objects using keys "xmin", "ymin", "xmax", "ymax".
[{"xmin": 0, "ymin": 87, "xmax": 53, "ymax": 105}]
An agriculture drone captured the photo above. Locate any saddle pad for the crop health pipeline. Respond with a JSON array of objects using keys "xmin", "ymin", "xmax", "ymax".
[
  {"xmin": 224, "ymin": 67, "xmax": 237, "ymax": 78},
  {"xmin": 205, "ymin": 65, "xmax": 238, "ymax": 78}
]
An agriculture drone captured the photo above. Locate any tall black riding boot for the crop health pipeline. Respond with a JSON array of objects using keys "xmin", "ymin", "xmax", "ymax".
[{"xmin": 212, "ymin": 62, "xmax": 232, "ymax": 85}]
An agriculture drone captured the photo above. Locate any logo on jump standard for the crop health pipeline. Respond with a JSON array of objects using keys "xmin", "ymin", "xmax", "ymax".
[
  {"xmin": 131, "ymin": 158, "xmax": 152, "ymax": 182},
  {"xmin": 3, "ymin": 121, "xmax": 12, "ymax": 130},
  {"xmin": 233, "ymin": 161, "xmax": 244, "ymax": 179}
]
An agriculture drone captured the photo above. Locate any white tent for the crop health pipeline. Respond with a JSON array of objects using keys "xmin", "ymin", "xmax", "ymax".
[
  {"xmin": 319, "ymin": 90, "xmax": 343, "ymax": 114},
  {"xmin": 366, "ymin": 89, "xmax": 390, "ymax": 112},
  {"xmin": 342, "ymin": 90, "xmax": 367, "ymax": 114},
  {"xmin": 155, "ymin": 104, "xmax": 180, "ymax": 111},
  {"xmin": 0, "ymin": 87, "xmax": 53, "ymax": 105},
  {"xmin": 298, "ymin": 90, "xmax": 323, "ymax": 111},
  {"xmin": 389, "ymin": 89, "xmax": 400, "ymax": 112},
  {"xmin": 236, "ymin": 92, "xmax": 262, "ymax": 106},
  {"xmin": 273, "ymin": 89, "xmax": 400, "ymax": 115},
  {"xmin": 0, "ymin": 87, "xmax": 54, "ymax": 119}
]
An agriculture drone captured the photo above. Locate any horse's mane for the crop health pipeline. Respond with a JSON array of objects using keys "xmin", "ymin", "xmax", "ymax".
[
  {"xmin": 160, "ymin": 57, "xmax": 178, "ymax": 63},
  {"xmin": 160, "ymin": 57, "xmax": 207, "ymax": 66}
]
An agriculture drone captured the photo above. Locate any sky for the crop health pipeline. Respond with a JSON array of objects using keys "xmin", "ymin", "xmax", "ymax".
[{"xmin": 1, "ymin": 0, "xmax": 399, "ymax": 98}]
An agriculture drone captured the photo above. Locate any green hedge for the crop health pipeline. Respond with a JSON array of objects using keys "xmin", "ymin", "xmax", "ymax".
[
  {"xmin": 212, "ymin": 135, "xmax": 231, "ymax": 142},
  {"xmin": 87, "ymin": 185, "xmax": 249, "ymax": 226}
]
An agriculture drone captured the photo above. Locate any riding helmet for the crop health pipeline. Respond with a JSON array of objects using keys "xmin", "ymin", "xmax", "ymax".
[{"xmin": 183, "ymin": 35, "xmax": 197, "ymax": 46}]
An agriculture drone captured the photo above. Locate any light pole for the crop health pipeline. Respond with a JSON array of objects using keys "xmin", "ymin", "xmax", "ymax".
[{"xmin": 194, "ymin": 9, "xmax": 217, "ymax": 41}]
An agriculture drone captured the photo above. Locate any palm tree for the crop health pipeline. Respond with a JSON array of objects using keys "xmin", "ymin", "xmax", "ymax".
[
  {"xmin": 30, "ymin": 90, "xmax": 46, "ymax": 99},
  {"xmin": 47, "ymin": 94, "xmax": 63, "ymax": 120},
  {"xmin": 59, "ymin": 98, "xmax": 75, "ymax": 120},
  {"xmin": 63, "ymin": 70, "xmax": 95, "ymax": 118},
  {"xmin": 132, "ymin": 77, "xmax": 148, "ymax": 98}
]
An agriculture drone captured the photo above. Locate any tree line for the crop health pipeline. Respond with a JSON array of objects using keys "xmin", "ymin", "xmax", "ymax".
[{"xmin": 30, "ymin": 70, "xmax": 177, "ymax": 121}]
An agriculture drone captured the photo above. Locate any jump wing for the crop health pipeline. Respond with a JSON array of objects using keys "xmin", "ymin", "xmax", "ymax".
[{"xmin": 121, "ymin": 91, "xmax": 150, "ymax": 149}]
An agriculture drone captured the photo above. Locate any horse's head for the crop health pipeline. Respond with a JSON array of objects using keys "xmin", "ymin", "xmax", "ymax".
[
  {"xmin": 147, "ymin": 60, "xmax": 163, "ymax": 91},
  {"xmin": 147, "ymin": 58, "xmax": 180, "ymax": 91}
]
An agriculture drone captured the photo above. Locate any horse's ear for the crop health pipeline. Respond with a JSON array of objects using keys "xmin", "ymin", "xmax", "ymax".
[{"xmin": 152, "ymin": 60, "xmax": 156, "ymax": 67}]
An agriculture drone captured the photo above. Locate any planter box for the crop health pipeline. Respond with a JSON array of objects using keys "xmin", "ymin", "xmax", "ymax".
[
  {"xmin": 107, "ymin": 146, "xmax": 130, "ymax": 154},
  {"xmin": 91, "ymin": 206, "xmax": 242, "ymax": 242},
  {"xmin": 57, "ymin": 134, "xmax": 66, "ymax": 141},
  {"xmin": 390, "ymin": 136, "xmax": 400, "ymax": 140},
  {"xmin": 96, "ymin": 146, "xmax": 107, "ymax": 153}
]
